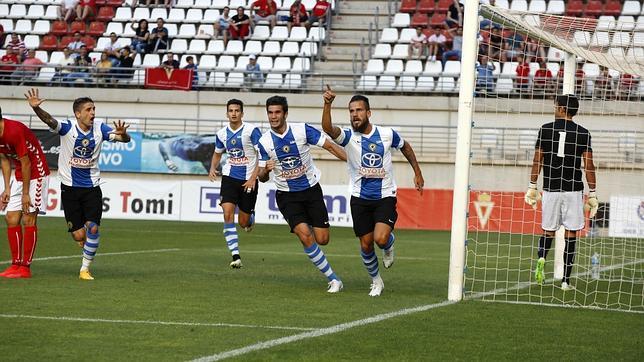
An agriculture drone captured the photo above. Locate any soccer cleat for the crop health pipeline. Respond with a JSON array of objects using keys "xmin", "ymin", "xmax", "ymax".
[
  {"xmin": 368, "ymin": 275, "xmax": 385, "ymax": 297},
  {"xmin": 79, "ymin": 270, "xmax": 94, "ymax": 280},
  {"xmin": 244, "ymin": 214, "xmax": 255, "ymax": 232},
  {"xmin": 534, "ymin": 257, "xmax": 545, "ymax": 285},
  {"xmin": 3, "ymin": 266, "xmax": 31, "ymax": 279},
  {"xmin": 230, "ymin": 259, "xmax": 243, "ymax": 269},
  {"xmin": 0, "ymin": 264, "xmax": 21, "ymax": 277},
  {"xmin": 327, "ymin": 279, "xmax": 343, "ymax": 293},
  {"xmin": 383, "ymin": 246, "xmax": 395, "ymax": 269},
  {"xmin": 560, "ymin": 282, "xmax": 575, "ymax": 291}
]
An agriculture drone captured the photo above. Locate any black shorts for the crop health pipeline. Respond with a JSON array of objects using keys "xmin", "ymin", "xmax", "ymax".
[
  {"xmin": 219, "ymin": 175, "xmax": 258, "ymax": 214},
  {"xmin": 275, "ymin": 183, "xmax": 329, "ymax": 232},
  {"xmin": 60, "ymin": 184, "xmax": 103, "ymax": 232},
  {"xmin": 350, "ymin": 196, "xmax": 397, "ymax": 237}
]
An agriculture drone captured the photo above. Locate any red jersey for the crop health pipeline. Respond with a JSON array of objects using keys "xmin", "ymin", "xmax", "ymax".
[
  {"xmin": 290, "ymin": 3, "xmax": 307, "ymax": 17},
  {"xmin": 515, "ymin": 62, "xmax": 530, "ymax": 84},
  {"xmin": 533, "ymin": 68, "xmax": 552, "ymax": 84},
  {"xmin": 312, "ymin": 0, "xmax": 330, "ymax": 17},
  {"xmin": 252, "ymin": 0, "xmax": 276, "ymax": 17},
  {"xmin": 0, "ymin": 119, "xmax": 50, "ymax": 180}
]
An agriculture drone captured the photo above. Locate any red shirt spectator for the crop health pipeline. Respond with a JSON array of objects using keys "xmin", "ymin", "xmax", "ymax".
[
  {"xmin": 252, "ymin": 0, "xmax": 277, "ymax": 17},
  {"xmin": 312, "ymin": 0, "xmax": 330, "ymax": 18},
  {"xmin": 6, "ymin": 34, "xmax": 27, "ymax": 59},
  {"xmin": 0, "ymin": 48, "xmax": 19, "ymax": 76},
  {"xmin": 534, "ymin": 68, "xmax": 552, "ymax": 86},
  {"xmin": 515, "ymin": 59, "xmax": 530, "ymax": 87},
  {"xmin": 290, "ymin": 1, "xmax": 307, "ymax": 20}
]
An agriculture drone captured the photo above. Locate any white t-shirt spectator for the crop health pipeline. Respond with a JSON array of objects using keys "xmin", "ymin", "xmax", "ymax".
[
  {"xmin": 410, "ymin": 33, "xmax": 427, "ymax": 45},
  {"xmin": 63, "ymin": 0, "xmax": 78, "ymax": 9},
  {"xmin": 427, "ymin": 33, "xmax": 446, "ymax": 44}
]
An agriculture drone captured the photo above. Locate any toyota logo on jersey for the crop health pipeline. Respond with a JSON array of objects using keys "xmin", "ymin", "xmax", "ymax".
[
  {"xmin": 280, "ymin": 156, "xmax": 301, "ymax": 170},
  {"xmin": 362, "ymin": 153, "xmax": 383, "ymax": 168}
]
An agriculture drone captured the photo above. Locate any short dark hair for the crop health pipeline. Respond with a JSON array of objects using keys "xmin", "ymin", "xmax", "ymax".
[
  {"xmin": 223, "ymin": 6, "xmax": 229, "ymax": 10},
  {"xmin": 73, "ymin": 97, "xmax": 94, "ymax": 114},
  {"xmin": 227, "ymin": 98, "xmax": 244, "ymax": 112},
  {"xmin": 349, "ymin": 94, "xmax": 370, "ymax": 110},
  {"xmin": 555, "ymin": 94, "xmax": 579, "ymax": 117},
  {"xmin": 266, "ymin": 95, "xmax": 288, "ymax": 113}
]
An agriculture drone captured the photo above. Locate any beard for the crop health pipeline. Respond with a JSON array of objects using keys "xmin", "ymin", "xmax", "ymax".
[{"xmin": 351, "ymin": 119, "xmax": 369, "ymax": 133}]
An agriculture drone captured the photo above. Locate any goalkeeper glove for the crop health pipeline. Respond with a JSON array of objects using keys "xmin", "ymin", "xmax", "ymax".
[
  {"xmin": 524, "ymin": 182, "xmax": 540, "ymax": 210},
  {"xmin": 584, "ymin": 189, "xmax": 599, "ymax": 219}
]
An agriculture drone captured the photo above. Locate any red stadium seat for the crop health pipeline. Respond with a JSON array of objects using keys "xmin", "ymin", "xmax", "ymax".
[
  {"xmin": 59, "ymin": 35, "xmax": 73, "ymax": 50},
  {"xmin": 399, "ymin": 0, "xmax": 417, "ymax": 13},
  {"xmin": 565, "ymin": 0, "xmax": 583, "ymax": 17},
  {"xmin": 603, "ymin": 0, "xmax": 622, "ymax": 17},
  {"xmin": 435, "ymin": 0, "xmax": 451, "ymax": 12},
  {"xmin": 96, "ymin": 6, "xmax": 115, "ymax": 21},
  {"xmin": 87, "ymin": 21, "xmax": 106, "ymax": 36},
  {"xmin": 81, "ymin": 36, "xmax": 96, "ymax": 50},
  {"xmin": 417, "ymin": 0, "xmax": 435, "ymax": 14},
  {"xmin": 429, "ymin": 12, "xmax": 446, "ymax": 27},
  {"xmin": 584, "ymin": 0, "xmax": 603, "ymax": 18},
  {"xmin": 95, "ymin": 0, "xmax": 107, "ymax": 6},
  {"xmin": 70, "ymin": 20, "xmax": 86, "ymax": 34},
  {"xmin": 51, "ymin": 20, "xmax": 68, "ymax": 36},
  {"xmin": 411, "ymin": 12, "xmax": 429, "ymax": 27},
  {"xmin": 40, "ymin": 35, "xmax": 58, "ymax": 51},
  {"xmin": 106, "ymin": 0, "xmax": 124, "ymax": 7}
]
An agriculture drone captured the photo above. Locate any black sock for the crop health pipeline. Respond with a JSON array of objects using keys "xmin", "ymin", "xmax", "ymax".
[
  {"xmin": 232, "ymin": 254, "xmax": 241, "ymax": 261},
  {"xmin": 538, "ymin": 236, "xmax": 553, "ymax": 259},
  {"xmin": 563, "ymin": 237, "xmax": 577, "ymax": 283}
]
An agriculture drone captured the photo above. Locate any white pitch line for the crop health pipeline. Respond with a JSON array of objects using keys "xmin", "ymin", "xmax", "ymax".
[
  {"xmin": 192, "ymin": 258, "xmax": 644, "ymax": 361},
  {"xmin": 242, "ymin": 250, "xmax": 432, "ymax": 261},
  {"xmin": 0, "ymin": 314, "xmax": 316, "ymax": 331},
  {"xmin": 0, "ymin": 248, "xmax": 181, "ymax": 265}
]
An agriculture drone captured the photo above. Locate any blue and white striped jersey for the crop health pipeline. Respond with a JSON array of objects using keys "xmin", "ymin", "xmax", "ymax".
[
  {"xmin": 334, "ymin": 125, "xmax": 404, "ymax": 200},
  {"xmin": 53, "ymin": 119, "xmax": 115, "ymax": 188},
  {"xmin": 215, "ymin": 123, "xmax": 262, "ymax": 181},
  {"xmin": 257, "ymin": 123, "xmax": 326, "ymax": 192}
]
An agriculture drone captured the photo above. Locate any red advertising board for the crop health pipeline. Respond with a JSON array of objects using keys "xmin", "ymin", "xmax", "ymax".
[{"xmin": 144, "ymin": 68, "xmax": 194, "ymax": 91}]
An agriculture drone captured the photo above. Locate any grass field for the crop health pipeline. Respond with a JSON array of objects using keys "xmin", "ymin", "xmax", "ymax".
[{"xmin": 1, "ymin": 217, "xmax": 642, "ymax": 361}]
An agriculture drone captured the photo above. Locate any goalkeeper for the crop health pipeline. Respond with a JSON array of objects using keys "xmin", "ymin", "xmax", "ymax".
[{"xmin": 524, "ymin": 94, "xmax": 597, "ymax": 291}]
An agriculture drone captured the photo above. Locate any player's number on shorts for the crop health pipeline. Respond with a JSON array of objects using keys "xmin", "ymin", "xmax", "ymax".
[{"xmin": 556, "ymin": 131, "xmax": 566, "ymax": 158}]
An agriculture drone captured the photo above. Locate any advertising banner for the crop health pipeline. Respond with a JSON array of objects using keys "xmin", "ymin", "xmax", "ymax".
[
  {"xmin": 32, "ymin": 129, "xmax": 60, "ymax": 168},
  {"xmin": 144, "ymin": 68, "xmax": 194, "ymax": 91},
  {"xmin": 99, "ymin": 132, "xmax": 143, "ymax": 172},
  {"xmin": 609, "ymin": 196, "xmax": 644, "ymax": 238},
  {"xmin": 140, "ymin": 133, "xmax": 217, "ymax": 175}
]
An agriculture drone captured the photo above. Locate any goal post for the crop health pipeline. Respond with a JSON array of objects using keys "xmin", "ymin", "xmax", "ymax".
[{"xmin": 449, "ymin": 2, "xmax": 644, "ymax": 311}]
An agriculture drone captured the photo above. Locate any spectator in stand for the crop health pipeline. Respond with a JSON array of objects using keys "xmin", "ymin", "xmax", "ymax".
[
  {"xmin": 475, "ymin": 55, "xmax": 495, "ymax": 93},
  {"xmin": 514, "ymin": 54, "xmax": 530, "ymax": 92},
  {"xmin": 618, "ymin": 74, "xmax": 639, "ymax": 100},
  {"xmin": 251, "ymin": 0, "xmax": 278, "ymax": 30},
  {"xmin": 245, "ymin": 54, "xmax": 263, "ymax": 86},
  {"xmin": 486, "ymin": 26, "xmax": 502, "ymax": 61},
  {"xmin": 76, "ymin": 0, "xmax": 96, "ymax": 22},
  {"xmin": 501, "ymin": 30, "xmax": 523, "ymax": 62},
  {"xmin": 213, "ymin": 6, "xmax": 232, "ymax": 45},
  {"xmin": 0, "ymin": 23, "xmax": 5, "ymax": 47},
  {"xmin": 68, "ymin": 31, "xmax": 85, "ymax": 58},
  {"xmin": 149, "ymin": 18, "xmax": 169, "ymax": 53},
  {"xmin": 0, "ymin": 48, "xmax": 19, "ymax": 83},
  {"xmin": 230, "ymin": 7, "xmax": 251, "ymax": 41},
  {"xmin": 442, "ymin": 26, "xmax": 463, "ymax": 66},
  {"xmin": 183, "ymin": 55, "xmax": 199, "ymax": 89},
  {"xmin": 306, "ymin": 0, "xmax": 331, "ymax": 30},
  {"xmin": 6, "ymin": 33, "xmax": 27, "ymax": 59},
  {"xmin": 408, "ymin": 27, "xmax": 427, "ymax": 59},
  {"xmin": 533, "ymin": 61, "xmax": 553, "ymax": 94},
  {"xmin": 59, "ymin": 0, "xmax": 78, "ymax": 22},
  {"xmin": 104, "ymin": 32, "xmax": 122, "ymax": 67},
  {"xmin": 523, "ymin": 37, "xmax": 545, "ymax": 63},
  {"xmin": 50, "ymin": 47, "xmax": 75, "ymax": 84},
  {"xmin": 94, "ymin": 51, "xmax": 112, "ymax": 84},
  {"xmin": 593, "ymin": 66, "xmax": 614, "ymax": 99},
  {"xmin": 130, "ymin": 19, "xmax": 150, "ymax": 54},
  {"xmin": 446, "ymin": 0, "xmax": 464, "ymax": 28},
  {"xmin": 427, "ymin": 27, "xmax": 446, "ymax": 62},
  {"xmin": 288, "ymin": 0, "xmax": 308, "ymax": 34},
  {"xmin": 12, "ymin": 49, "xmax": 45, "ymax": 85},
  {"xmin": 161, "ymin": 52, "xmax": 179, "ymax": 70},
  {"xmin": 115, "ymin": 46, "xmax": 136, "ymax": 81},
  {"xmin": 144, "ymin": 0, "xmax": 172, "ymax": 9},
  {"xmin": 65, "ymin": 45, "xmax": 92, "ymax": 84}
]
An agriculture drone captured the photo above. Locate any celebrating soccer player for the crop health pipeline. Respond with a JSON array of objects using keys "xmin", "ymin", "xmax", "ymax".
[
  {"xmin": 209, "ymin": 99, "xmax": 261, "ymax": 268},
  {"xmin": 525, "ymin": 94, "xmax": 597, "ymax": 291},
  {"xmin": 257, "ymin": 95, "xmax": 347, "ymax": 293},
  {"xmin": 0, "ymin": 107, "xmax": 51, "ymax": 278},
  {"xmin": 25, "ymin": 88, "xmax": 131, "ymax": 281},
  {"xmin": 321, "ymin": 86, "xmax": 424, "ymax": 297}
]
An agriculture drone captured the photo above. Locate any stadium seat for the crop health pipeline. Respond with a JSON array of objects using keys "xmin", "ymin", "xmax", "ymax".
[
  {"xmin": 565, "ymin": 0, "xmax": 583, "ymax": 17},
  {"xmin": 399, "ymin": 0, "xmax": 417, "ymax": 13},
  {"xmin": 0, "ymin": 19, "xmax": 12, "ymax": 33},
  {"xmin": 212, "ymin": 0, "xmax": 228, "ymax": 9},
  {"xmin": 416, "ymin": 76, "xmax": 435, "ymax": 91},
  {"xmin": 365, "ymin": 59, "xmax": 384, "ymax": 75},
  {"xmin": 186, "ymin": 9, "xmax": 203, "ymax": 22},
  {"xmin": 436, "ymin": 0, "xmax": 451, "ymax": 12},
  {"xmin": 88, "ymin": 22, "xmax": 106, "ymax": 36},
  {"xmin": 391, "ymin": 44, "xmax": 409, "ymax": 59},
  {"xmin": 292, "ymin": 57, "xmax": 310, "ymax": 72},
  {"xmin": 8, "ymin": 4, "xmax": 27, "ymax": 19},
  {"xmin": 142, "ymin": 54, "xmax": 160, "ymax": 67},
  {"xmin": 376, "ymin": 75, "xmax": 397, "ymax": 91},
  {"xmin": 429, "ymin": 13, "xmax": 447, "ymax": 27},
  {"xmin": 133, "ymin": 7, "xmax": 150, "ymax": 20},
  {"xmin": 81, "ymin": 36, "xmax": 96, "ymax": 50},
  {"xmin": 501, "ymin": 61, "xmax": 518, "ymax": 76},
  {"xmin": 423, "ymin": 60, "xmax": 442, "ymax": 75},
  {"xmin": 105, "ymin": 22, "xmax": 124, "ymax": 36},
  {"xmin": 169, "ymin": 8, "xmax": 186, "ymax": 22},
  {"xmin": 216, "ymin": 55, "xmax": 235, "ymax": 70},
  {"xmin": 251, "ymin": 25, "xmax": 270, "ymax": 40},
  {"xmin": 97, "ymin": 6, "xmax": 116, "ymax": 21},
  {"xmin": 242, "ymin": 40, "xmax": 262, "ymax": 55},
  {"xmin": 199, "ymin": 54, "xmax": 216, "ymax": 69},
  {"xmin": 403, "ymin": 60, "xmax": 423, "ymax": 75},
  {"xmin": 178, "ymin": 24, "xmax": 197, "ymax": 38},
  {"xmin": 24, "ymin": 35, "xmax": 40, "ymax": 49},
  {"xmin": 197, "ymin": 24, "xmax": 214, "ymax": 38},
  {"xmin": 281, "ymin": 41, "xmax": 299, "ymax": 56},
  {"xmin": 32, "ymin": 20, "xmax": 50, "ymax": 36},
  {"xmin": 224, "ymin": 40, "xmax": 244, "ymax": 55},
  {"xmin": 284, "ymin": 73, "xmax": 302, "ymax": 89},
  {"xmin": 59, "ymin": 36, "xmax": 73, "ymax": 50},
  {"xmin": 547, "ymin": 47, "xmax": 564, "ymax": 62},
  {"xmin": 383, "ymin": 59, "xmax": 403, "ymax": 75},
  {"xmin": 229, "ymin": 0, "xmax": 248, "ymax": 9},
  {"xmin": 0, "ymin": 4, "xmax": 8, "ymax": 18},
  {"xmin": 603, "ymin": 0, "xmax": 622, "ymax": 17},
  {"xmin": 165, "ymin": 24, "xmax": 178, "ymax": 37},
  {"xmin": 622, "ymin": 1, "xmax": 641, "ymax": 16},
  {"xmin": 411, "ymin": 13, "xmax": 429, "ymax": 28},
  {"xmin": 95, "ymin": 37, "xmax": 110, "ymax": 51},
  {"xmin": 391, "ymin": 13, "xmax": 411, "ymax": 28},
  {"xmin": 256, "ymin": 56, "xmax": 273, "ymax": 71},
  {"xmin": 308, "ymin": 28, "xmax": 326, "ymax": 42},
  {"xmin": 612, "ymin": 32, "xmax": 631, "ymax": 47},
  {"xmin": 44, "ymin": 5, "xmax": 59, "ymax": 20},
  {"xmin": 573, "ymin": 31, "xmax": 591, "ymax": 47},
  {"xmin": 398, "ymin": 28, "xmax": 416, "ymax": 43},
  {"xmin": 584, "ymin": 0, "xmax": 603, "ymax": 18},
  {"xmin": 270, "ymin": 26, "xmax": 289, "ymax": 41},
  {"xmin": 590, "ymin": 32, "xmax": 610, "ymax": 47},
  {"xmin": 397, "ymin": 75, "xmax": 416, "ymax": 91},
  {"xmin": 26, "ymin": 4, "xmax": 45, "ymax": 19},
  {"xmin": 510, "ymin": 0, "xmax": 528, "ymax": 12},
  {"xmin": 171, "ymin": 39, "xmax": 189, "ymax": 52},
  {"xmin": 273, "ymin": 57, "xmax": 291, "ymax": 72},
  {"xmin": 189, "ymin": 39, "xmax": 207, "ymax": 53},
  {"xmin": 299, "ymin": 42, "xmax": 317, "ymax": 56},
  {"xmin": 617, "ymin": 16, "xmax": 635, "ymax": 31},
  {"xmin": 289, "ymin": 27, "xmax": 307, "ymax": 42},
  {"xmin": 380, "ymin": 28, "xmax": 398, "ymax": 43},
  {"xmin": 262, "ymin": 41, "xmax": 281, "ymax": 56},
  {"xmin": 14, "ymin": 20, "xmax": 32, "ymax": 34},
  {"xmin": 226, "ymin": 72, "xmax": 244, "ymax": 87},
  {"xmin": 51, "ymin": 20, "xmax": 68, "ymax": 36},
  {"xmin": 203, "ymin": 9, "xmax": 220, "ymax": 23},
  {"xmin": 596, "ymin": 16, "xmax": 616, "ymax": 31},
  {"xmin": 372, "ymin": 44, "xmax": 392, "ymax": 58},
  {"xmin": 545, "ymin": 0, "xmax": 564, "ymax": 15},
  {"xmin": 264, "ymin": 73, "xmax": 283, "ymax": 88},
  {"xmin": 633, "ymin": 32, "xmax": 644, "ymax": 47},
  {"xmin": 113, "ymin": 7, "xmax": 132, "ymax": 22},
  {"xmin": 357, "ymin": 75, "xmax": 377, "ymax": 91},
  {"xmin": 194, "ymin": 0, "xmax": 212, "ymax": 9},
  {"xmin": 40, "ymin": 35, "xmax": 58, "ymax": 51},
  {"xmin": 49, "ymin": 51, "xmax": 65, "ymax": 64},
  {"xmin": 71, "ymin": 21, "xmax": 87, "ymax": 34},
  {"xmin": 608, "ymin": 47, "xmax": 624, "ymax": 57},
  {"xmin": 528, "ymin": 0, "xmax": 545, "ymax": 13},
  {"xmin": 417, "ymin": 0, "xmax": 435, "ymax": 14},
  {"xmin": 443, "ymin": 60, "xmax": 461, "ymax": 76}
]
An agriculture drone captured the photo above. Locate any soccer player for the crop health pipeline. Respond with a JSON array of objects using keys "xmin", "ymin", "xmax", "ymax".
[
  {"xmin": 209, "ymin": 99, "xmax": 261, "ymax": 268},
  {"xmin": 257, "ymin": 95, "xmax": 347, "ymax": 293},
  {"xmin": 321, "ymin": 86, "xmax": 424, "ymax": 297},
  {"xmin": 25, "ymin": 88, "xmax": 131, "ymax": 281},
  {"xmin": 0, "ymin": 107, "xmax": 50, "ymax": 278},
  {"xmin": 525, "ymin": 94, "xmax": 597, "ymax": 291}
]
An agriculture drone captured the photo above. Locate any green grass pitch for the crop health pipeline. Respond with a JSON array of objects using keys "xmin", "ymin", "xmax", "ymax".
[{"xmin": 1, "ymin": 218, "xmax": 642, "ymax": 361}]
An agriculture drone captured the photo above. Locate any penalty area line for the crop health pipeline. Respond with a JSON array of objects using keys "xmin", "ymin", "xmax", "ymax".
[{"xmin": 0, "ymin": 248, "xmax": 182, "ymax": 265}]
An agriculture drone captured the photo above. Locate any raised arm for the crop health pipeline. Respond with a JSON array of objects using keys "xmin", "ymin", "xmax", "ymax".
[
  {"xmin": 400, "ymin": 141, "xmax": 424, "ymax": 194},
  {"xmin": 24, "ymin": 88, "xmax": 58, "ymax": 130},
  {"xmin": 321, "ymin": 138, "xmax": 347, "ymax": 161},
  {"xmin": 321, "ymin": 84, "xmax": 341, "ymax": 139},
  {"xmin": 110, "ymin": 120, "xmax": 131, "ymax": 143}
]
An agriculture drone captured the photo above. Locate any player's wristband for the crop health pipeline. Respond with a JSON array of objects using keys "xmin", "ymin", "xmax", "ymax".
[
  {"xmin": 528, "ymin": 182, "xmax": 537, "ymax": 189},
  {"xmin": 588, "ymin": 189, "xmax": 596, "ymax": 198}
]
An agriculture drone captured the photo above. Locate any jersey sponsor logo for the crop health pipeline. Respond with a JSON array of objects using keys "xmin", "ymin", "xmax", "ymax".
[
  {"xmin": 279, "ymin": 156, "xmax": 306, "ymax": 180},
  {"xmin": 228, "ymin": 147, "xmax": 245, "ymax": 158},
  {"xmin": 228, "ymin": 156, "xmax": 249, "ymax": 166},
  {"xmin": 362, "ymin": 152, "xmax": 383, "ymax": 167},
  {"xmin": 74, "ymin": 140, "xmax": 93, "ymax": 158},
  {"xmin": 69, "ymin": 157, "xmax": 96, "ymax": 168},
  {"xmin": 280, "ymin": 156, "xmax": 301, "ymax": 170},
  {"xmin": 360, "ymin": 152, "xmax": 385, "ymax": 178}
]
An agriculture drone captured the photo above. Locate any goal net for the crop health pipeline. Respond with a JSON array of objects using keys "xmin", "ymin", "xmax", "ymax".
[{"xmin": 460, "ymin": 3, "xmax": 643, "ymax": 312}]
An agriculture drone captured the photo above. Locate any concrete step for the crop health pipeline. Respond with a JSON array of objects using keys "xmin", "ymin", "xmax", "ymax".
[
  {"xmin": 314, "ymin": 60, "xmax": 357, "ymax": 73},
  {"xmin": 337, "ymin": 0, "xmax": 394, "ymax": 15}
]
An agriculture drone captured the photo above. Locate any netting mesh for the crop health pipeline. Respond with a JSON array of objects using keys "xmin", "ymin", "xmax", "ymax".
[{"xmin": 464, "ymin": 4, "xmax": 643, "ymax": 312}]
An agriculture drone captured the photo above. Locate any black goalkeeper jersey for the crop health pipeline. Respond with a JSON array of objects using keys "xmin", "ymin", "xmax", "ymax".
[{"xmin": 536, "ymin": 118, "xmax": 592, "ymax": 192}]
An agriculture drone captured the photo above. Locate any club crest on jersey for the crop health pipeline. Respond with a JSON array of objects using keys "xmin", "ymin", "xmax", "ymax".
[
  {"xmin": 282, "ymin": 145, "xmax": 290, "ymax": 153},
  {"xmin": 81, "ymin": 139, "xmax": 90, "ymax": 147},
  {"xmin": 369, "ymin": 143, "xmax": 377, "ymax": 151},
  {"xmin": 231, "ymin": 139, "xmax": 237, "ymax": 145}
]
